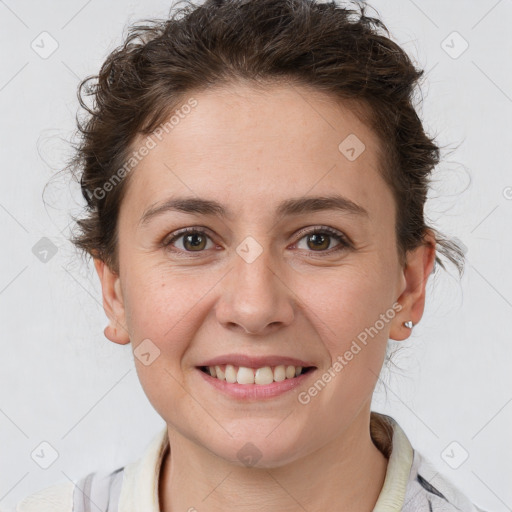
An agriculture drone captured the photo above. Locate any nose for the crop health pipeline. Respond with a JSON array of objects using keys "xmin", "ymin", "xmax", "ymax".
[{"xmin": 214, "ymin": 245, "xmax": 295, "ymax": 336}]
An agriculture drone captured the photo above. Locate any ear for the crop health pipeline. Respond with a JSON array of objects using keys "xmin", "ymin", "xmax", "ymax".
[
  {"xmin": 93, "ymin": 257, "xmax": 131, "ymax": 345},
  {"xmin": 389, "ymin": 229, "xmax": 437, "ymax": 341}
]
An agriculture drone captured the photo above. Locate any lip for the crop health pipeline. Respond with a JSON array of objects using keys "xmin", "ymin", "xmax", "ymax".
[
  {"xmin": 197, "ymin": 353, "xmax": 316, "ymax": 369},
  {"xmin": 197, "ymin": 366, "xmax": 316, "ymax": 400}
]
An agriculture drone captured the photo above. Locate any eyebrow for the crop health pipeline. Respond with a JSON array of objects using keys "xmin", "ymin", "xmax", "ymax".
[{"xmin": 139, "ymin": 194, "xmax": 369, "ymax": 226}]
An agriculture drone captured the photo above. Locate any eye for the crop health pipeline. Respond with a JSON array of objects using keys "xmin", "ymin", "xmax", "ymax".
[
  {"xmin": 162, "ymin": 225, "xmax": 352, "ymax": 257},
  {"xmin": 163, "ymin": 228, "xmax": 215, "ymax": 253},
  {"xmin": 294, "ymin": 226, "xmax": 351, "ymax": 254}
]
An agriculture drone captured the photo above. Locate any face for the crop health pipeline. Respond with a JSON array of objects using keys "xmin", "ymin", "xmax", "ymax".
[{"xmin": 95, "ymin": 83, "xmax": 434, "ymax": 467}]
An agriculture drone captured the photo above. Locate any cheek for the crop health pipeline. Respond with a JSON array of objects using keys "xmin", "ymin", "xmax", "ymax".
[
  {"xmin": 124, "ymin": 271, "xmax": 202, "ymax": 422},
  {"xmin": 299, "ymin": 263, "xmax": 396, "ymax": 347},
  {"xmin": 123, "ymin": 264, "xmax": 188, "ymax": 333},
  {"xmin": 296, "ymin": 273, "xmax": 390, "ymax": 418},
  {"xmin": 122, "ymin": 266, "xmax": 219, "ymax": 367},
  {"xmin": 300, "ymin": 265, "xmax": 394, "ymax": 407}
]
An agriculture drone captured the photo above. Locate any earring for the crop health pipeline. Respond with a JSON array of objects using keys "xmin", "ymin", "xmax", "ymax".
[{"xmin": 403, "ymin": 320, "xmax": 414, "ymax": 329}]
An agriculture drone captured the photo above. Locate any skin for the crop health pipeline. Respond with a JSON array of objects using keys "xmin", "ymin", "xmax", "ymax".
[{"xmin": 94, "ymin": 82, "xmax": 436, "ymax": 511}]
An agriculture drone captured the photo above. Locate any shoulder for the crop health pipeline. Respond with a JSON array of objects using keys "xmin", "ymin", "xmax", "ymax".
[
  {"xmin": 373, "ymin": 413, "xmax": 489, "ymax": 512},
  {"xmin": 15, "ymin": 481, "xmax": 74, "ymax": 512},
  {"xmin": 15, "ymin": 467, "xmax": 125, "ymax": 512},
  {"xmin": 403, "ymin": 449, "xmax": 489, "ymax": 512},
  {"xmin": 14, "ymin": 426, "xmax": 168, "ymax": 512}
]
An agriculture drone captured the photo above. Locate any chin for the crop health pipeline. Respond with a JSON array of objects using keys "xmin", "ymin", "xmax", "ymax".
[{"xmin": 204, "ymin": 428, "xmax": 309, "ymax": 469}]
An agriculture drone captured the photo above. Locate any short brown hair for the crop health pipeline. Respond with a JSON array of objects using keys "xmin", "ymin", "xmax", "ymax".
[{"xmin": 68, "ymin": 0, "xmax": 465, "ymax": 277}]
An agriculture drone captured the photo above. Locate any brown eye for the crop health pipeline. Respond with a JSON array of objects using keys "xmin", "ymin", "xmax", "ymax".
[
  {"xmin": 295, "ymin": 226, "xmax": 350, "ymax": 254},
  {"xmin": 306, "ymin": 232, "xmax": 330, "ymax": 251},
  {"xmin": 164, "ymin": 229, "xmax": 214, "ymax": 252},
  {"xmin": 182, "ymin": 232, "xmax": 207, "ymax": 251}
]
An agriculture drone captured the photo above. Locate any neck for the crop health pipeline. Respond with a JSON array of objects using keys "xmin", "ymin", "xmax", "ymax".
[{"xmin": 159, "ymin": 408, "xmax": 389, "ymax": 512}]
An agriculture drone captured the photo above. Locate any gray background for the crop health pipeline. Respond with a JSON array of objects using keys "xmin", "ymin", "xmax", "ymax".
[{"xmin": 1, "ymin": 0, "xmax": 511, "ymax": 511}]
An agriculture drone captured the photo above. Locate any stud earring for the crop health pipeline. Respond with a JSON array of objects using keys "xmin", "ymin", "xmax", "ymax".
[{"xmin": 403, "ymin": 320, "xmax": 414, "ymax": 329}]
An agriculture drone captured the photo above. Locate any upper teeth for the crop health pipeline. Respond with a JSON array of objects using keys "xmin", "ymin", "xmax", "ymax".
[{"xmin": 207, "ymin": 364, "xmax": 304, "ymax": 385}]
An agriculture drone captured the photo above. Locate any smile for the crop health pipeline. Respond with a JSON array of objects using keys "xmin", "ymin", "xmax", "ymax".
[
  {"xmin": 198, "ymin": 364, "xmax": 314, "ymax": 385},
  {"xmin": 196, "ymin": 363, "xmax": 316, "ymax": 400}
]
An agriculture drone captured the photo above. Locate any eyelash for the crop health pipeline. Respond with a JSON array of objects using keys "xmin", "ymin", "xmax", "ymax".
[{"xmin": 162, "ymin": 226, "xmax": 352, "ymax": 257}]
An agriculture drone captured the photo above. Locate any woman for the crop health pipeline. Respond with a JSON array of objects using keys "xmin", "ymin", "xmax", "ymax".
[{"xmin": 16, "ymin": 0, "xmax": 487, "ymax": 510}]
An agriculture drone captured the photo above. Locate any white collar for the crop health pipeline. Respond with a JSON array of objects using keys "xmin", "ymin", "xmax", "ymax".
[{"xmin": 118, "ymin": 412, "xmax": 414, "ymax": 512}]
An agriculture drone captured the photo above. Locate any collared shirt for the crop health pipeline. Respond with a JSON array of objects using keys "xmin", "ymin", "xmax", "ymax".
[{"xmin": 15, "ymin": 412, "xmax": 487, "ymax": 512}]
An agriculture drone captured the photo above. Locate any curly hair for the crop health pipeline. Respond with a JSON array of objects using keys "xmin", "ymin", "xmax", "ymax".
[{"xmin": 67, "ymin": 0, "xmax": 465, "ymax": 277}]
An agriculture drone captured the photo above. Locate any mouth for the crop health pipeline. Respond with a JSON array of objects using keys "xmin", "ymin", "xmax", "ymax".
[
  {"xmin": 196, "ymin": 363, "xmax": 317, "ymax": 400},
  {"xmin": 196, "ymin": 364, "xmax": 316, "ymax": 385}
]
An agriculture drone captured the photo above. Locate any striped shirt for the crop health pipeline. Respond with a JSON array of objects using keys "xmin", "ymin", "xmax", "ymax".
[{"xmin": 15, "ymin": 412, "xmax": 487, "ymax": 512}]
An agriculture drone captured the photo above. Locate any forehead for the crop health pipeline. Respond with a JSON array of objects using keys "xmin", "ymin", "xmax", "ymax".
[{"xmin": 120, "ymin": 83, "xmax": 392, "ymax": 225}]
